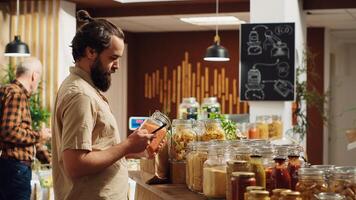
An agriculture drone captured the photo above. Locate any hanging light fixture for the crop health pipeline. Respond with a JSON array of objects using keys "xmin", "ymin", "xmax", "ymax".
[
  {"xmin": 204, "ymin": 0, "xmax": 229, "ymax": 62},
  {"xmin": 4, "ymin": 0, "xmax": 30, "ymax": 57}
]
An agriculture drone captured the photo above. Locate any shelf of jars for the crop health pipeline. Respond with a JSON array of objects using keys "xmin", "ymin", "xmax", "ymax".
[{"xmin": 133, "ymin": 97, "xmax": 356, "ymax": 200}]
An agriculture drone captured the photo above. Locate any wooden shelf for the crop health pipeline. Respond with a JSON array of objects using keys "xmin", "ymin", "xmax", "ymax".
[{"xmin": 129, "ymin": 171, "xmax": 207, "ymax": 200}]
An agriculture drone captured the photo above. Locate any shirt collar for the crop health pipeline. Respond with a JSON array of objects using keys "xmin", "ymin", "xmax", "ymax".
[
  {"xmin": 13, "ymin": 79, "xmax": 31, "ymax": 98},
  {"xmin": 70, "ymin": 66, "xmax": 109, "ymax": 104}
]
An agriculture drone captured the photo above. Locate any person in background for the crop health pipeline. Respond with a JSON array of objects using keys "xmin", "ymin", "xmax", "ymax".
[
  {"xmin": 0, "ymin": 57, "xmax": 52, "ymax": 200},
  {"xmin": 52, "ymin": 10, "xmax": 163, "ymax": 200}
]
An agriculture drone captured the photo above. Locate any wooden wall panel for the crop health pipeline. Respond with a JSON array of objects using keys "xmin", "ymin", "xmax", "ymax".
[{"xmin": 127, "ymin": 31, "xmax": 248, "ymax": 119}]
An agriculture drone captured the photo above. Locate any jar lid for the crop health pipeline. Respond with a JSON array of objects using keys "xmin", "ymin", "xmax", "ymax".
[
  {"xmin": 315, "ymin": 193, "xmax": 345, "ymax": 200},
  {"xmin": 234, "ymin": 146, "xmax": 252, "ymax": 154},
  {"xmin": 182, "ymin": 97, "xmax": 197, "ymax": 103},
  {"xmin": 281, "ymin": 191, "xmax": 301, "ymax": 197},
  {"xmin": 298, "ymin": 168, "xmax": 324, "ymax": 176},
  {"xmin": 249, "ymin": 190, "xmax": 269, "ymax": 196},
  {"xmin": 202, "ymin": 97, "xmax": 218, "ymax": 104},
  {"xmin": 231, "ymin": 172, "xmax": 255, "ymax": 177},
  {"xmin": 311, "ymin": 165, "xmax": 335, "ymax": 170},
  {"xmin": 227, "ymin": 160, "xmax": 248, "ymax": 165},
  {"xmin": 272, "ymin": 189, "xmax": 292, "ymax": 195},
  {"xmin": 172, "ymin": 119, "xmax": 194, "ymax": 126},
  {"xmin": 246, "ymin": 186, "xmax": 265, "ymax": 192}
]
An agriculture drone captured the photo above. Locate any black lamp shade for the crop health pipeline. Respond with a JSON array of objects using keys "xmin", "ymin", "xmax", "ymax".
[
  {"xmin": 4, "ymin": 35, "xmax": 30, "ymax": 57},
  {"xmin": 204, "ymin": 42, "xmax": 230, "ymax": 62}
]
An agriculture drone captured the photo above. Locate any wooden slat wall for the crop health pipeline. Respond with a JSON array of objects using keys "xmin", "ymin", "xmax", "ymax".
[
  {"xmin": 8, "ymin": 0, "xmax": 59, "ymax": 110},
  {"xmin": 143, "ymin": 51, "xmax": 249, "ymax": 117}
]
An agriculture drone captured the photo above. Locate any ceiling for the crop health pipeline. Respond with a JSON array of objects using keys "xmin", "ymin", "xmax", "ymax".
[{"xmin": 105, "ymin": 9, "xmax": 356, "ymax": 33}]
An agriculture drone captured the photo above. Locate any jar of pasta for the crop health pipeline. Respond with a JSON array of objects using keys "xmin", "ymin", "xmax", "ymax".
[
  {"xmin": 199, "ymin": 119, "xmax": 225, "ymax": 141},
  {"xmin": 268, "ymin": 115, "xmax": 283, "ymax": 139},
  {"xmin": 296, "ymin": 168, "xmax": 327, "ymax": 200},
  {"xmin": 256, "ymin": 115, "xmax": 270, "ymax": 139},
  {"xmin": 170, "ymin": 119, "xmax": 197, "ymax": 162}
]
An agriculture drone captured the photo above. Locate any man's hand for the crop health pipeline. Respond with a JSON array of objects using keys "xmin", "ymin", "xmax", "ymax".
[
  {"xmin": 125, "ymin": 129, "xmax": 154, "ymax": 155},
  {"xmin": 39, "ymin": 127, "xmax": 51, "ymax": 143}
]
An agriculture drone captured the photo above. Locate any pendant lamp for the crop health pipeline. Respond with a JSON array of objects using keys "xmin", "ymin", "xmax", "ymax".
[
  {"xmin": 4, "ymin": 0, "xmax": 30, "ymax": 57},
  {"xmin": 204, "ymin": 0, "xmax": 229, "ymax": 62}
]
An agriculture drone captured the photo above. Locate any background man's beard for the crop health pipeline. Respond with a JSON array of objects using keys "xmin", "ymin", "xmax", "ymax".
[{"xmin": 90, "ymin": 58, "xmax": 111, "ymax": 92}]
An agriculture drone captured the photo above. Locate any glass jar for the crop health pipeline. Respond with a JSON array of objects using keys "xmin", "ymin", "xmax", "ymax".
[
  {"xmin": 315, "ymin": 192, "xmax": 346, "ymax": 200},
  {"xmin": 296, "ymin": 168, "xmax": 327, "ymax": 200},
  {"xmin": 268, "ymin": 115, "xmax": 283, "ymax": 139},
  {"xmin": 272, "ymin": 156, "xmax": 291, "ymax": 190},
  {"xmin": 271, "ymin": 189, "xmax": 292, "ymax": 200},
  {"xmin": 227, "ymin": 160, "xmax": 251, "ymax": 200},
  {"xmin": 140, "ymin": 110, "xmax": 171, "ymax": 155},
  {"xmin": 234, "ymin": 146, "xmax": 252, "ymax": 161},
  {"xmin": 311, "ymin": 165, "xmax": 335, "ymax": 190},
  {"xmin": 178, "ymin": 97, "xmax": 199, "ymax": 120},
  {"xmin": 236, "ymin": 122, "xmax": 249, "ymax": 139},
  {"xmin": 245, "ymin": 186, "xmax": 265, "ymax": 200},
  {"xmin": 256, "ymin": 115, "xmax": 270, "ymax": 139},
  {"xmin": 329, "ymin": 167, "xmax": 356, "ymax": 199},
  {"xmin": 249, "ymin": 190, "xmax": 270, "ymax": 200},
  {"xmin": 231, "ymin": 172, "xmax": 256, "ymax": 200},
  {"xmin": 258, "ymin": 146, "xmax": 275, "ymax": 193},
  {"xmin": 203, "ymin": 144, "xmax": 227, "ymax": 199},
  {"xmin": 199, "ymin": 119, "xmax": 225, "ymax": 141},
  {"xmin": 281, "ymin": 191, "xmax": 302, "ymax": 200},
  {"xmin": 170, "ymin": 119, "xmax": 197, "ymax": 162},
  {"xmin": 185, "ymin": 141, "xmax": 209, "ymax": 193},
  {"xmin": 200, "ymin": 97, "xmax": 221, "ymax": 119},
  {"xmin": 250, "ymin": 155, "xmax": 266, "ymax": 188},
  {"xmin": 287, "ymin": 145, "xmax": 302, "ymax": 190},
  {"xmin": 249, "ymin": 123, "xmax": 260, "ymax": 139}
]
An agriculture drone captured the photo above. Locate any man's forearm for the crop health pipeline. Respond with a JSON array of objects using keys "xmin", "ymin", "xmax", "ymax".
[{"xmin": 63, "ymin": 140, "xmax": 131, "ymax": 179}]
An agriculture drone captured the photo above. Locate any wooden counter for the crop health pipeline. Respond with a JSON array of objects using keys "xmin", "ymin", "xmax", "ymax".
[{"xmin": 129, "ymin": 171, "xmax": 207, "ymax": 200}]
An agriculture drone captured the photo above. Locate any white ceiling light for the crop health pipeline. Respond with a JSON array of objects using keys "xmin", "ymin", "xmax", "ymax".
[
  {"xmin": 180, "ymin": 16, "xmax": 245, "ymax": 26},
  {"xmin": 114, "ymin": 0, "xmax": 182, "ymax": 3}
]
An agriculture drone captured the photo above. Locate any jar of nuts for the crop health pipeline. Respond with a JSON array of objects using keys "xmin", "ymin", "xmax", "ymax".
[
  {"xmin": 329, "ymin": 166, "xmax": 356, "ymax": 200},
  {"xmin": 296, "ymin": 168, "xmax": 328, "ymax": 200}
]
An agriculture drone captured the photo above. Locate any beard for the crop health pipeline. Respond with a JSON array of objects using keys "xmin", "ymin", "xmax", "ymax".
[{"xmin": 90, "ymin": 57, "xmax": 112, "ymax": 92}]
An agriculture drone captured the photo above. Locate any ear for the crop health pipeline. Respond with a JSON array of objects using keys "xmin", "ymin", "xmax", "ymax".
[
  {"xmin": 85, "ymin": 47, "xmax": 97, "ymax": 60},
  {"xmin": 31, "ymin": 72, "xmax": 36, "ymax": 81}
]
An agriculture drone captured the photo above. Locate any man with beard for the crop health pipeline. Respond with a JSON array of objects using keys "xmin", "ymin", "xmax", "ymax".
[{"xmin": 52, "ymin": 10, "xmax": 160, "ymax": 200}]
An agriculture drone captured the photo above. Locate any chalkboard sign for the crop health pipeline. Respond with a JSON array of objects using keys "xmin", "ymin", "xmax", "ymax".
[{"xmin": 239, "ymin": 23, "xmax": 295, "ymax": 101}]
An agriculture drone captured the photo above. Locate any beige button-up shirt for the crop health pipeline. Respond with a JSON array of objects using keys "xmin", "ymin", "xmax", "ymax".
[{"xmin": 52, "ymin": 67, "xmax": 128, "ymax": 200}]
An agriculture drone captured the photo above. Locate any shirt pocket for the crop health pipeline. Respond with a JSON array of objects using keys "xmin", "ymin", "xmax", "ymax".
[{"xmin": 92, "ymin": 110, "xmax": 117, "ymax": 150}]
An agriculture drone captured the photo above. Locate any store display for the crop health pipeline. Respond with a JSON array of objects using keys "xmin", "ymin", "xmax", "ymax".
[
  {"xmin": 231, "ymin": 172, "xmax": 256, "ymax": 200},
  {"xmin": 199, "ymin": 119, "xmax": 225, "ymax": 141},
  {"xmin": 170, "ymin": 119, "xmax": 197, "ymax": 161},
  {"xmin": 178, "ymin": 97, "xmax": 200, "ymax": 120},
  {"xmin": 296, "ymin": 168, "xmax": 327, "ymax": 200}
]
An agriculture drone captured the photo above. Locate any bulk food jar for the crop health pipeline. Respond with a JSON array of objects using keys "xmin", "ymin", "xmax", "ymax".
[
  {"xmin": 140, "ymin": 110, "xmax": 171, "ymax": 155},
  {"xmin": 226, "ymin": 160, "xmax": 251, "ymax": 200},
  {"xmin": 250, "ymin": 154, "xmax": 266, "ymax": 188},
  {"xmin": 203, "ymin": 144, "xmax": 228, "ymax": 199},
  {"xmin": 200, "ymin": 97, "xmax": 221, "ymax": 119},
  {"xmin": 258, "ymin": 146, "xmax": 275, "ymax": 193},
  {"xmin": 185, "ymin": 141, "xmax": 210, "ymax": 193},
  {"xmin": 231, "ymin": 172, "xmax": 256, "ymax": 200},
  {"xmin": 268, "ymin": 115, "xmax": 283, "ymax": 139},
  {"xmin": 245, "ymin": 186, "xmax": 265, "ymax": 200},
  {"xmin": 271, "ymin": 189, "xmax": 292, "ymax": 200},
  {"xmin": 296, "ymin": 168, "xmax": 327, "ymax": 200},
  {"xmin": 280, "ymin": 191, "xmax": 302, "ymax": 200},
  {"xmin": 170, "ymin": 119, "xmax": 197, "ymax": 162},
  {"xmin": 178, "ymin": 97, "xmax": 199, "ymax": 120},
  {"xmin": 329, "ymin": 166, "xmax": 356, "ymax": 200},
  {"xmin": 287, "ymin": 145, "xmax": 303, "ymax": 190},
  {"xmin": 249, "ymin": 190, "xmax": 270, "ymax": 200},
  {"xmin": 198, "ymin": 119, "xmax": 225, "ymax": 141},
  {"xmin": 256, "ymin": 115, "xmax": 270, "ymax": 139},
  {"xmin": 311, "ymin": 165, "xmax": 335, "ymax": 191}
]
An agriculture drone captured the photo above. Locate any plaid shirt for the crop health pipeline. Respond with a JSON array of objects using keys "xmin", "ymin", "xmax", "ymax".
[{"xmin": 0, "ymin": 80, "xmax": 50, "ymax": 163}]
